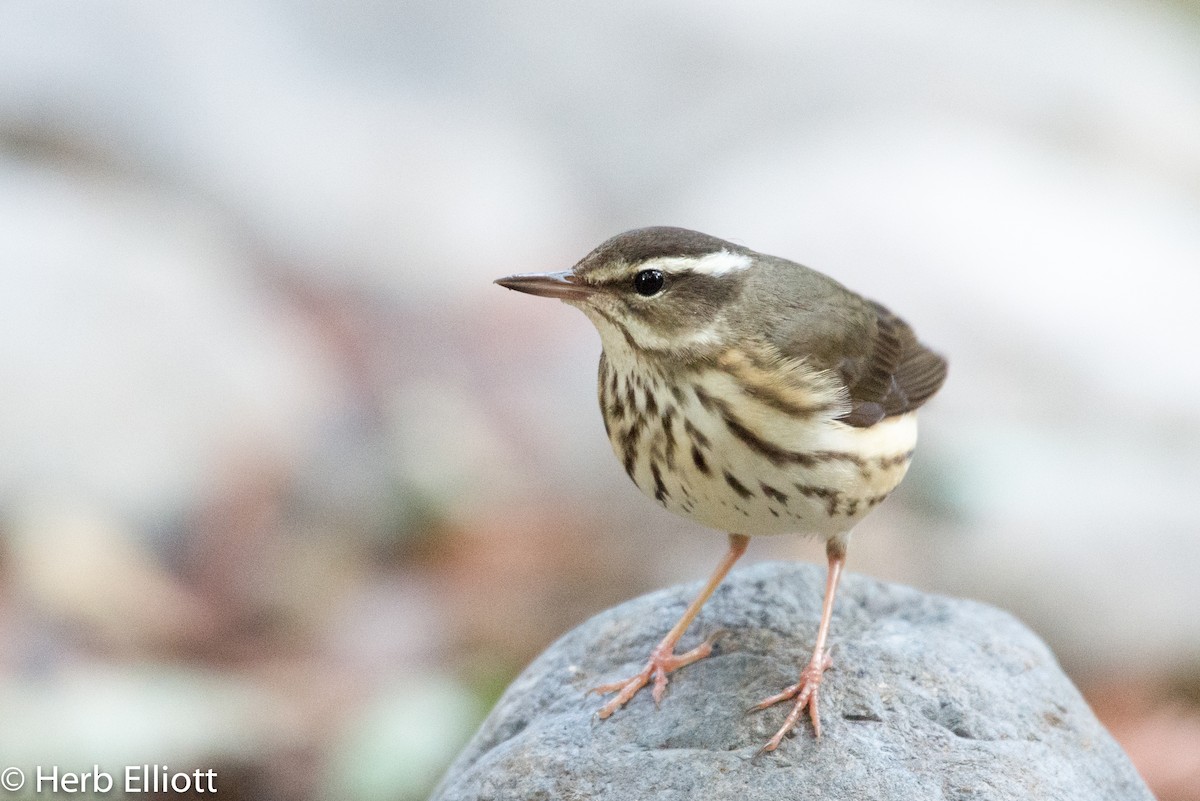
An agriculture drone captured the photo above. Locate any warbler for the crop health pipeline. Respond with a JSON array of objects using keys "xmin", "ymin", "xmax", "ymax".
[{"xmin": 495, "ymin": 226, "xmax": 947, "ymax": 753}]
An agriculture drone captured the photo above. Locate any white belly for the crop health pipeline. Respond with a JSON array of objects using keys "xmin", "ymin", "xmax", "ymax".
[{"xmin": 601, "ymin": 358, "xmax": 919, "ymax": 539}]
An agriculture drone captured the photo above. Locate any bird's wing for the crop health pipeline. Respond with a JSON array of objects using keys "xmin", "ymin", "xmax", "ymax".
[
  {"xmin": 836, "ymin": 300, "xmax": 948, "ymax": 427},
  {"xmin": 740, "ymin": 257, "xmax": 947, "ymax": 428}
]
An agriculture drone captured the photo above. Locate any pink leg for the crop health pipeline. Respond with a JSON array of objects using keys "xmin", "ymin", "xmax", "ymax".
[
  {"xmin": 750, "ymin": 539, "xmax": 846, "ymax": 753},
  {"xmin": 592, "ymin": 533, "xmax": 749, "ymax": 718}
]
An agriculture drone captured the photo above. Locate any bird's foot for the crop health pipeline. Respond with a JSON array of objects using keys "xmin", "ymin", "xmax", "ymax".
[
  {"xmin": 590, "ymin": 630, "xmax": 726, "ymax": 718},
  {"xmin": 749, "ymin": 650, "xmax": 834, "ymax": 754}
]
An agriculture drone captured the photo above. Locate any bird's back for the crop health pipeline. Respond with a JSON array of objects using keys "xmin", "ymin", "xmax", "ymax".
[{"xmin": 735, "ymin": 254, "xmax": 947, "ymax": 428}]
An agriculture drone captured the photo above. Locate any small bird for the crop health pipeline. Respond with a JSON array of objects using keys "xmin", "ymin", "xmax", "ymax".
[{"xmin": 496, "ymin": 227, "xmax": 947, "ymax": 753}]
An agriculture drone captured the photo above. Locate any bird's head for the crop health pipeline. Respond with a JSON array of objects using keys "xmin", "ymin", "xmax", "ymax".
[{"xmin": 495, "ymin": 227, "xmax": 753, "ymax": 357}]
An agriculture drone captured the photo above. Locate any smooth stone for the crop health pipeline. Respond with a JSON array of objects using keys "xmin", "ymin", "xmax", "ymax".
[{"xmin": 431, "ymin": 561, "xmax": 1152, "ymax": 801}]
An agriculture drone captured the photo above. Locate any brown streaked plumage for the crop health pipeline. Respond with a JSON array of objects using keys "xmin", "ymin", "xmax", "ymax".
[{"xmin": 495, "ymin": 226, "xmax": 947, "ymax": 755}]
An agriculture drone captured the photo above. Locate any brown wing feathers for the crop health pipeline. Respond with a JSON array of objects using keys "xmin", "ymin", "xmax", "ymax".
[{"xmin": 838, "ymin": 301, "xmax": 947, "ymax": 428}]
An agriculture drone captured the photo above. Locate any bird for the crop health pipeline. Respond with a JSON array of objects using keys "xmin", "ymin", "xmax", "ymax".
[{"xmin": 495, "ymin": 226, "xmax": 947, "ymax": 753}]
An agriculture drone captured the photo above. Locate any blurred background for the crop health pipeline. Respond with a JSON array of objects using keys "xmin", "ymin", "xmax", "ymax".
[{"xmin": 1, "ymin": 0, "xmax": 1198, "ymax": 798}]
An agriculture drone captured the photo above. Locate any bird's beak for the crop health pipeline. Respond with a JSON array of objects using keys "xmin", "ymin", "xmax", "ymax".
[{"xmin": 494, "ymin": 270, "xmax": 597, "ymax": 301}]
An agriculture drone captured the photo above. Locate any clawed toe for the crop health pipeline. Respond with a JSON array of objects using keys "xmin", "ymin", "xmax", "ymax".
[
  {"xmin": 750, "ymin": 651, "xmax": 834, "ymax": 752},
  {"xmin": 590, "ymin": 630, "xmax": 727, "ymax": 718}
]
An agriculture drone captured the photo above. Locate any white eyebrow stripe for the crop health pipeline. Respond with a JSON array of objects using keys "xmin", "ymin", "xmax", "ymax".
[{"xmin": 645, "ymin": 250, "xmax": 751, "ymax": 276}]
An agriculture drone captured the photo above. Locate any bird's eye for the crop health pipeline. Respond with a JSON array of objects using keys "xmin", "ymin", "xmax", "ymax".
[{"xmin": 633, "ymin": 269, "xmax": 665, "ymax": 296}]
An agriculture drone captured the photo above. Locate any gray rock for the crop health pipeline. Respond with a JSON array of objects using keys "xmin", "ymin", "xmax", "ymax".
[{"xmin": 430, "ymin": 561, "xmax": 1151, "ymax": 800}]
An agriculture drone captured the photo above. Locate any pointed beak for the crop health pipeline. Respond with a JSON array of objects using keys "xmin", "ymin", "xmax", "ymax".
[{"xmin": 494, "ymin": 270, "xmax": 597, "ymax": 301}]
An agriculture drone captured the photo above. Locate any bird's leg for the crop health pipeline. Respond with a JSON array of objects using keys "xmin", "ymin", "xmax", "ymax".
[
  {"xmin": 592, "ymin": 533, "xmax": 749, "ymax": 718},
  {"xmin": 750, "ymin": 539, "xmax": 846, "ymax": 753}
]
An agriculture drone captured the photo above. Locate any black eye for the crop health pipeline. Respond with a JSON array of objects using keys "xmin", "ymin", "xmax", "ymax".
[{"xmin": 633, "ymin": 269, "xmax": 665, "ymax": 296}]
